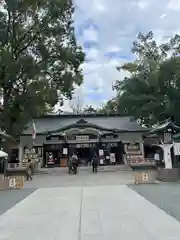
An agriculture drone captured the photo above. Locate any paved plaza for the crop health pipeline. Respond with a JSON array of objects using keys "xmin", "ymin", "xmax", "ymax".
[
  {"xmin": 24, "ymin": 166, "xmax": 134, "ymax": 188},
  {"xmin": 1, "ymin": 167, "xmax": 180, "ymax": 239}
]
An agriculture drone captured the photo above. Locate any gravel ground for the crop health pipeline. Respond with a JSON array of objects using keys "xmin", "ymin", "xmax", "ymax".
[
  {"xmin": 0, "ymin": 188, "xmax": 37, "ymax": 215},
  {"xmin": 130, "ymin": 183, "xmax": 180, "ymax": 221}
]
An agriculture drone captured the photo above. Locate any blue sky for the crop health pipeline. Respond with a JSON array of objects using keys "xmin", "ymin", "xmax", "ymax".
[{"xmin": 61, "ymin": 0, "xmax": 180, "ymax": 111}]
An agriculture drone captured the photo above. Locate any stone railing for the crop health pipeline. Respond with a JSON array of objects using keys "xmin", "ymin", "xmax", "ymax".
[{"xmin": 8, "ymin": 163, "xmax": 28, "ymax": 169}]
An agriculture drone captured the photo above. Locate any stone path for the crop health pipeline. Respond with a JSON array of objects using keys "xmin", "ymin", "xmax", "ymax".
[
  {"xmin": 24, "ymin": 167, "xmax": 134, "ymax": 189},
  {"xmin": 1, "ymin": 185, "xmax": 180, "ymax": 239},
  {"xmin": 131, "ymin": 183, "xmax": 180, "ymax": 222},
  {"xmin": 0, "ymin": 189, "xmax": 36, "ymax": 215}
]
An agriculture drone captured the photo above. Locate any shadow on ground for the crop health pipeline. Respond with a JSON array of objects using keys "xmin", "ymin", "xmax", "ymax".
[
  {"xmin": 0, "ymin": 188, "xmax": 37, "ymax": 215},
  {"xmin": 130, "ymin": 183, "xmax": 180, "ymax": 222}
]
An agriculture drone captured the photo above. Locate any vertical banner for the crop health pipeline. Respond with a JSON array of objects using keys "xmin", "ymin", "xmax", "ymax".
[
  {"xmin": 173, "ymin": 143, "xmax": 180, "ymax": 155},
  {"xmin": 32, "ymin": 119, "xmax": 36, "ymax": 145}
]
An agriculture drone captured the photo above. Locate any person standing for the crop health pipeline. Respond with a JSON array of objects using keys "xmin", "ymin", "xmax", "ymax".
[
  {"xmin": 88, "ymin": 150, "xmax": 92, "ymax": 167},
  {"xmin": 154, "ymin": 152, "xmax": 160, "ymax": 167},
  {"xmin": 26, "ymin": 159, "xmax": 32, "ymax": 180},
  {"xmin": 68, "ymin": 156, "xmax": 72, "ymax": 174},
  {"xmin": 110, "ymin": 153, "xmax": 116, "ymax": 165},
  {"xmin": 92, "ymin": 154, "xmax": 98, "ymax": 173},
  {"xmin": 71, "ymin": 152, "xmax": 78, "ymax": 174},
  {"xmin": 0, "ymin": 158, "xmax": 3, "ymax": 174}
]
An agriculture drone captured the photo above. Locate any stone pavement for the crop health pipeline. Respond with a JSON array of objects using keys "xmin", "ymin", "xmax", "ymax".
[
  {"xmin": 131, "ymin": 183, "xmax": 180, "ymax": 222},
  {"xmin": 1, "ymin": 185, "xmax": 180, "ymax": 239},
  {"xmin": 0, "ymin": 188, "xmax": 36, "ymax": 215},
  {"xmin": 24, "ymin": 167, "xmax": 134, "ymax": 189}
]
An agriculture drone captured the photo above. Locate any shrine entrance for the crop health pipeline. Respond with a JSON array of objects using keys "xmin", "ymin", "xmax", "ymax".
[
  {"xmin": 77, "ymin": 147, "xmax": 90, "ymax": 164},
  {"xmin": 69, "ymin": 143, "xmax": 97, "ymax": 165}
]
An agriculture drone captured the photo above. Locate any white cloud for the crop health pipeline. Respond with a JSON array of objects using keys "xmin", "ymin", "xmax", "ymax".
[
  {"xmin": 85, "ymin": 48, "xmax": 99, "ymax": 61},
  {"xmin": 167, "ymin": 0, "xmax": 180, "ymax": 11},
  {"xmin": 108, "ymin": 59, "xmax": 121, "ymax": 67},
  {"xmin": 82, "ymin": 62, "xmax": 102, "ymax": 75},
  {"xmin": 60, "ymin": 0, "xmax": 180, "ymax": 111},
  {"xmin": 160, "ymin": 13, "xmax": 167, "ymax": 19},
  {"xmin": 82, "ymin": 26, "xmax": 98, "ymax": 42},
  {"xmin": 137, "ymin": 0, "xmax": 149, "ymax": 9},
  {"xmin": 106, "ymin": 46, "xmax": 122, "ymax": 52},
  {"xmin": 93, "ymin": 0, "xmax": 107, "ymax": 13}
]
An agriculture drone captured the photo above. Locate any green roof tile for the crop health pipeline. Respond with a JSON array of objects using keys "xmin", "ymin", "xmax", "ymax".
[{"xmin": 22, "ymin": 114, "xmax": 147, "ymax": 135}]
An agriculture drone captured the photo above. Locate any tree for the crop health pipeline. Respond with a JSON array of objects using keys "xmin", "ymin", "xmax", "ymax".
[
  {"xmin": 0, "ymin": 0, "xmax": 84, "ymax": 137},
  {"xmin": 70, "ymin": 95, "xmax": 84, "ymax": 114},
  {"xmin": 97, "ymin": 98, "xmax": 118, "ymax": 114},
  {"xmin": 113, "ymin": 31, "xmax": 180, "ymax": 127},
  {"xmin": 83, "ymin": 105, "xmax": 97, "ymax": 114}
]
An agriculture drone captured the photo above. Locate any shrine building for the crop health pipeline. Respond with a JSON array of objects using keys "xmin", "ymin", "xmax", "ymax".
[{"xmin": 18, "ymin": 114, "xmax": 148, "ymax": 167}]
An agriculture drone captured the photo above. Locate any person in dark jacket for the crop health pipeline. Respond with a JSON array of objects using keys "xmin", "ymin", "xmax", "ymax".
[
  {"xmin": 26, "ymin": 159, "xmax": 32, "ymax": 180},
  {"xmin": 0, "ymin": 158, "xmax": 5, "ymax": 174},
  {"xmin": 92, "ymin": 154, "xmax": 98, "ymax": 173},
  {"xmin": 0, "ymin": 159, "xmax": 3, "ymax": 174}
]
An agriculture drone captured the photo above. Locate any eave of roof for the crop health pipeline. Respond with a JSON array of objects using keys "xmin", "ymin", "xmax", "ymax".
[
  {"xmin": 23, "ymin": 128, "xmax": 148, "ymax": 136},
  {"xmin": 146, "ymin": 121, "xmax": 180, "ymax": 136},
  {"xmin": 36, "ymin": 113, "xmax": 130, "ymax": 119},
  {"xmin": 173, "ymin": 132, "xmax": 180, "ymax": 140},
  {"xmin": 0, "ymin": 131, "xmax": 15, "ymax": 142}
]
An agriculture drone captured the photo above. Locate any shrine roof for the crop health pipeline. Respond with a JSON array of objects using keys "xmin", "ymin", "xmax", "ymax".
[
  {"xmin": 22, "ymin": 114, "xmax": 147, "ymax": 135},
  {"xmin": 147, "ymin": 120, "xmax": 180, "ymax": 135},
  {"xmin": 173, "ymin": 132, "xmax": 180, "ymax": 140}
]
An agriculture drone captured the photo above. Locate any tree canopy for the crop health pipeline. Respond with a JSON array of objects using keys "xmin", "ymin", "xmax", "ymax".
[
  {"xmin": 70, "ymin": 95, "xmax": 84, "ymax": 114},
  {"xmin": 97, "ymin": 98, "xmax": 118, "ymax": 114},
  {"xmin": 83, "ymin": 105, "xmax": 97, "ymax": 114},
  {"xmin": 0, "ymin": 0, "xmax": 84, "ymax": 136},
  {"xmin": 102, "ymin": 31, "xmax": 180, "ymax": 127}
]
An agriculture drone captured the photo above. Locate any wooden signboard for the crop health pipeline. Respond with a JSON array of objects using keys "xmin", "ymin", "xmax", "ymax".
[{"xmin": 60, "ymin": 158, "xmax": 68, "ymax": 167}]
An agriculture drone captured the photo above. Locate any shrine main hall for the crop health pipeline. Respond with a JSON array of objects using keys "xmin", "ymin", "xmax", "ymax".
[{"xmin": 19, "ymin": 113, "xmax": 150, "ymax": 167}]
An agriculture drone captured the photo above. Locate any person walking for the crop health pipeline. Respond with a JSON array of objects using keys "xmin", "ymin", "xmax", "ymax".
[
  {"xmin": 154, "ymin": 151, "xmax": 160, "ymax": 167},
  {"xmin": 71, "ymin": 153, "xmax": 78, "ymax": 174},
  {"xmin": 92, "ymin": 155, "xmax": 98, "ymax": 173},
  {"xmin": 26, "ymin": 159, "xmax": 33, "ymax": 180},
  {"xmin": 68, "ymin": 156, "xmax": 72, "ymax": 174}
]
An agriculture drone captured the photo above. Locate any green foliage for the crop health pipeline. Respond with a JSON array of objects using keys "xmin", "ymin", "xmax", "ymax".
[
  {"xmin": 104, "ymin": 31, "xmax": 180, "ymax": 127},
  {"xmin": 83, "ymin": 105, "xmax": 97, "ymax": 114},
  {"xmin": 0, "ymin": 0, "xmax": 84, "ymax": 136},
  {"xmin": 97, "ymin": 98, "xmax": 119, "ymax": 114}
]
